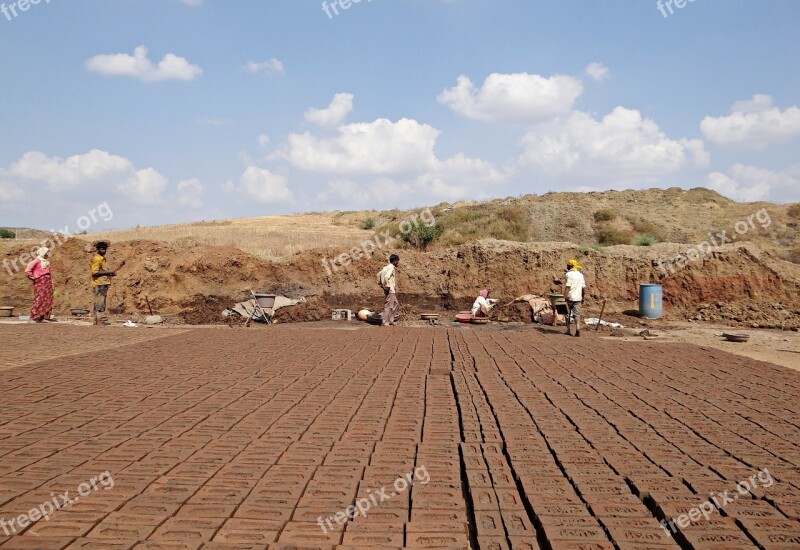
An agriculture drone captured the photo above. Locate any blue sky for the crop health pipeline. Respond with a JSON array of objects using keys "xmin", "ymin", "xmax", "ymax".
[{"xmin": 1, "ymin": 0, "xmax": 798, "ymax": 230}]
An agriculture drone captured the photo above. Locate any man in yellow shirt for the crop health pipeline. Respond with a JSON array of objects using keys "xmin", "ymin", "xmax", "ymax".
[{"xmin": 91, "ymin": 242, "xmax": 123, "ymax": 326}]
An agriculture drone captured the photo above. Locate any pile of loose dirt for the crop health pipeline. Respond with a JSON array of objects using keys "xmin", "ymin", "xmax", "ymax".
[{"xmin": 693, "ymin": 301, "xmax": 800, "ymax": 330}]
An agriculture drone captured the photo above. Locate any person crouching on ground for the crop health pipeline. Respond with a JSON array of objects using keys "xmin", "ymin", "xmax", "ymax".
[
  {"xmin": 471, "ymin": 289, "xmax": 497, "ymax": 318},
  {"xmin": 563, "ymin": 259, "xmax": 586, "ymax": 337},
  {"xmin": 378, "ymin": 254, "xmax": 400, "ymax": 327},
  {"xmin": 25, "ymin": 247, "xmax": 54, "ymax": 323},
  {"xmin": 91, "ymin": 242, "xmax": 123, "ymax": 326}
]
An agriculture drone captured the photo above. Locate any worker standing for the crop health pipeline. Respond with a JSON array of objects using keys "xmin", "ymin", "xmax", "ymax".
[
  {"xmin": 563, "ymin": 259, "xmax": 586, "ymax": 337},
  {"xmin": 91, "ymin": 241, "xmax": 124, "ymax": 326},
  {"xmin": 377, "ymin": 254, "xmax": 400, "ymax": 327}
]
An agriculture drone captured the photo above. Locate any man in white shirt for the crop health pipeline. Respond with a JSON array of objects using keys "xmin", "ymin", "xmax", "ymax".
[
  {"xmin": 471, "ymin": 289, "xmax": 498, "ymax": 317},
  {"xmin": 377, "ymin": 254, "xmax": 400, "ymax": 326},
  {"xmin": 563, "ymin": 259, "xmax": 586, "ymax": 337}
]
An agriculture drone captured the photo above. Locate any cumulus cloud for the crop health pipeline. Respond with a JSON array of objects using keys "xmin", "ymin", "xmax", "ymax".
[
  {"xmin": 288, "ymin": 113, "xmax": 504, "ymax": 206},
  {"xmin": 243, "ymin": 58, "xmax": 285, "ymax": 75},
  {"xmin": 700, "ymin": 95, "xmax": 800, "ymax": 149},
  {"xmin": 86, "ymin": 46, "xmax": 203, "ymax": 82},
  {"xmin": 177, "ymin": 178, "xmax": 204, "ymax": 208},
  {"xmin": 706, "ymin": 164, "xmax": 800, "ymax": 203},
  {"xmin": 305, "ymin": 93, "xmax": 354, "ymax": 128},
  {"xmin": 0, "ymin": 149, "xmax": 170, "ymax": 206},
  {"xmin": 119, "ymin": 168, "xmax": 169, "ymax": 205},
  {"xmin": 237, "ymin": 166, "xmax": 294, "ymax": 204},
  {"xmin": 438, "ymin": 72, "xmax": 584, "ymax": 123},
  {"xmin": 288, "ymin": 118, "xmax": 440, "ymax": 175},
  {"xmin": 585, "ymin": 62, "xmax": 610, "ymax": 82},
  {"xmin": 520, "ymin": 107, "xmax": 709, "ymax": 184}
]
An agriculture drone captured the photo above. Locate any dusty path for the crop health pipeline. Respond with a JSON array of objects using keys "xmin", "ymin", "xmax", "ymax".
[{"xmin": 0, "ymin": 325, "xmax": 798, "ymax": 549}]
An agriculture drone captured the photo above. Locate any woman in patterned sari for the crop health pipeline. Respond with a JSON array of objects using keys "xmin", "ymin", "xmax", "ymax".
[{"xmin": 25, "ymin": 247, "xmax": 54, "ymax": 323}]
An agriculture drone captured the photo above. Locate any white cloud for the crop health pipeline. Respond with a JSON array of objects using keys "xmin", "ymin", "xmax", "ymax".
[
  {"xmin": 700, "ymin": 95, "xmax": 800, "ymax": 149},
  {"xmin": 238, "ymin": 166, "xmax": 294, "ymax": 204},
  {"xmin": 438, "ymin": 72, "xmax": 584, "ymax": 123},
  {"xmin": 305, "ymin": 93, "xmax": 354, "ymax": 128},
  {"xmin": 288, "ymin": 118, "xmax": 440, "ymax": 175},
  {"xmin": 119, "ymin": 168, "xmax": 168, "ymax": 204},
  {"xmin": 9, "ymin": 149, "xmax": 133, "ymax": 190},
  {"xmin": 177, "ymin": 178, "xmax": 204, "ymax": 208},
  {"xmin": 706, "ymin": 164, "xmax": 800, "ymax": 203},
  {"xmin": 289, "ymin": 114, "xmax": 505, "ymax": 207},
  {"xmin": 243, "ymin": 58, "xmax": 285, "ymax": 75},
  {"xmin": 0, "ymin": 149, "xmax": 170, "ymax": 207},
  {"xmin": 520, "ymin": 107, "xmax": 708, "ymax": 183},
  {"xmin": 585, "ymin": 62, "xmax": 610, "ymax": 82},
  {"xmin": 86, "ymin": 46, "xmax": 202, "ymax": 82}
]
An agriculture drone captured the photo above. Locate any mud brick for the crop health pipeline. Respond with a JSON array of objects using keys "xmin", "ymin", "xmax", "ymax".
[
  {"xmin": 211, "ymin": 519, "xmax": 278, "ymax": 545},
  {"xmin": 120, "ymin": 497, "xmax": 182, "ymax": 518},
  {"xmin": 604, "ymin": 521, "xmax": 676, "ymax": 547},
  {"xmin": 474, "ymin": 509, "xmax": 506, "ymax": 538},
  {"xmin": 547, "ymin": 540, "xmax": 615, "ymax": 550},
  {"xmin": 200, "ymin": 544, "xmax": 269, "ymax": 549},
  {"xmin": 341, "ymin": 530, "xmax": 403, "ymax": 547},
  {"xmin": 541, "ymin": 524, "xmax": 610, "ymax": 543},
  {"xmin": 0, "ymin": 537, "xmax": 76, "ymax": 549},
  {"xmin": 534, "ymin": 503, "xmax": 593, "ymax": 518},
  {"xmin": 313, "ymin": 466, "xmax": 364, "ymax": 482},
  {"xmin": 588, "ymin": 502, "xmax": 652, "ymax": 518},
  {"xmin": 507, "ymin": 537, "xmax": 541, "ymax": 550},
  {"xmin": 680, "ymin": 525, "xmax": 755, "ymax": 548},
  {"xmin": 465, "ymin": 468, "xmax": 493, "ymax": 488},
  {"xmin": 345, "ymin": 519, "xmax": 405, "ymax": 533},
  {"xmin": 405, "ymin": 531, "xmax": 469, "ymax": 548},
  {"xmin": 277, "ymin": 522, "xmax": 342, "ymax": 546},
  {"xmin": 87, "ymin": 514, "xmax": 160, "ymax": 540},
  {"xmin": 24, "ymin": 513, "xmax": 99, "ymax": 538},
  {"xmin": 65, "ymin": 539, "xmax": 137, "ymax": 550},
  {"xmin": 131, "ymin": 543, "xmax": 203, "ymax": 550},
  {"xmin": 151, "ymin": 517, "xmax": 224, "ymax": 543},
  {"xmin": 477, "ymin": 537, "xmax": 511, "ymax": 550},
  {"xmin": 502, "ymin": 510, "xmax": 536, "ymax": 537},
  {"xmin": 176, "ymin": 504, "xmax": 237, "ymax": 519},
  {"xmin": 409, "ymin": 507, "xmax": 467, "ymax": 524},
  {"xmin": 469, "ymin": 486, "xmax": 500, "ymax": 511},
  {"xmin": 538, "ymin": 516, "xmax": 604, "ymax": 531}
]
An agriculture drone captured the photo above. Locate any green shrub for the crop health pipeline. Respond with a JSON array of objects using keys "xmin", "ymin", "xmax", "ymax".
[
  {"xmin": 788, "ymin": 204, "xmax": 800, "ymax": 219},
  {"xmin": 0, "ymin": 229, "xmax": 15, "ymax": 239},
  {"xmin": 362, "ymin": 217, "xmax": 375, "ymax": 230},
  {"xmin": 634, "ymin": 234, "xmax": 658, "ymax": 246},
  {"xmin": 593, "ymin": 209, "xmax": 617, "ymax": 222},
  {"xmin": 597, "ymin": 226, "xmax": 632, "ymax": 245},
  {"xmin": 629, "ymin": 218, "xmax": 667, "ymax": 242},
  {"xmin": 402, "ymin": 223, "xmax": 444, "ymax": 250}
]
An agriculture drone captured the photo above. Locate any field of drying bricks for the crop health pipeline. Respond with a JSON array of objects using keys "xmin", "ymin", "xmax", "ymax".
[{"xmin": 0, "ymin": 324, "xmax": 798, "ymax": 550}]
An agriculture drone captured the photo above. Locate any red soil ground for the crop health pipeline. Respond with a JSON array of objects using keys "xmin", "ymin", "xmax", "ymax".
[{"xmin": 0, "ymin": 323, "xmax": 798, "ymax": 549}]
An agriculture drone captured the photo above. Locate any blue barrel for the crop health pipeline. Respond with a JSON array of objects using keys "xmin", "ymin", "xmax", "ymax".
[{"xmin": 639, "ymin": 284, "xmax": 663, "ymax": 319}]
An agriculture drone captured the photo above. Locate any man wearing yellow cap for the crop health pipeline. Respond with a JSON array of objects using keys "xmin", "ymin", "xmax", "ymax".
[{"xmin": 563, "ymin": 259, "xmax": 586, "ymax": 337}]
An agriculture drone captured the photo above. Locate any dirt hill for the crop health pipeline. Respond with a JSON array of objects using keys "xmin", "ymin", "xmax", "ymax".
[
  {"xmin": 68, "ymin": 187, "xmax": 800, "ymax": 265},
  {"xmin": 1, "ymin": 234, "xmax": 798, "ymax": 329}
]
